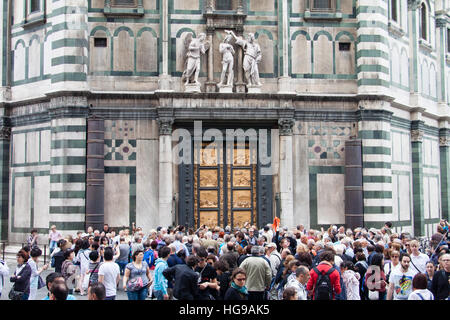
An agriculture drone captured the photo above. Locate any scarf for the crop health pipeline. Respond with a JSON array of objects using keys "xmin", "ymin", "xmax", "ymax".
[
  {"xmin": 231, "ymin": 282, "xmax": 248, "ymax": 295},
  {"xmin": 15, "ymin": 263, "xmax": 26, "ymax": 276}
]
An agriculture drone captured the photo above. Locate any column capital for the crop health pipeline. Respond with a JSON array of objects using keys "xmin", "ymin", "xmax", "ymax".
[
  {"xmin": 407, "ymin": 0, "xmax": 421, "ymax": 10},
  {"xmin": 0, "ymin": 126, "xmax": 11, "ymax": 140},
  {"xmin": 157, "ymin": 118, "xmax": 174, "ymax": 135},
  {"xmin": 278, "ymin": 118, "xmax": 295, "ymax": 136},
  {"xmin": 439, "ymin": 128, "xmax": 450, "ymax": 147}
]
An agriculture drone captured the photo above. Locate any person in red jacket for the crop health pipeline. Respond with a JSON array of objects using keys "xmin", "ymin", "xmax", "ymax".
[{"xmin": 306, "ymin": 249, "xmax": 341, "ymax": 300}]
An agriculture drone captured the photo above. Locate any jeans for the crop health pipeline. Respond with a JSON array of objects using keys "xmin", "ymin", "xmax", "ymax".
[
  {"xmin": 49, "ymin": 241, "xmax": 58, "ymax": 254},
  {"xmin": 127, "ymin": 287, "xmax": 148, "ymax": 300},
  {"xmin": 154, "ymin": 290, "xmax": 165, "ymax": 300},
  {"xmin": 116, "ymin": 261, "xmax": 128, "ymax": 276},
  {"xmin": 105, "ymin": 296, "xmax": 116, "ymax": 300}
]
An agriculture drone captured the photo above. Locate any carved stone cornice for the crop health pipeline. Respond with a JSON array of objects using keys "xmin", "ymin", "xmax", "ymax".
[{"xmin": 278, "ymin": 118, "xmax": 295, "ymax": 136}]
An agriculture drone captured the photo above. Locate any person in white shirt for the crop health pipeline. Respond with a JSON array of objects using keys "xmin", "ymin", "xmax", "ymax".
[
  {"xmin": 284, "ymin": 265, "xmax": 310, "ymax": 300},
  {"xmin": 98, "ymin": 247, "xmax": 120, "ymax": 300},
  {"xmin": 387, "ymin": 252, "xmax": 416, "ymax": 300},
  {"xmin": 28, "ymin": 247, "xmax": 49, "ymax": 300},
  {"xmin": 409, "ymin": 240, "xmax": 429, "ymax": 275},
  {"xmin": 408, "ymin": 273, "xmax": 434, "ymax": 300},
  {"xmin": 266, "ymin": 243, "xmax": 282, "ymax": 278},
  {"xmin": 0, "ymin": 259, "xmax": 9, "ymax": 298}
]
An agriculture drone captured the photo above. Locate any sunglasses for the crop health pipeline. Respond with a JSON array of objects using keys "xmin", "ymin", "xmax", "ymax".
[{"xmin": 235, "ymin": 278, "xmax": 246, "ymax": 281}]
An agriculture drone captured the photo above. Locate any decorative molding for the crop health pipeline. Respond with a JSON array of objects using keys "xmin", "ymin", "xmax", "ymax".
[
  {"xmin": 0, "ymin": 127, "xmax": 11, "ymax": 140},
  {"xmin": 411, "ymin": 129, "xmax": 424, "ymax": 142},
  {"xmin": 439, "ymin": 136, "xmax": 450, "ymax": 147},
  {"xmin": 157, "ymin": 118, "xmax": 174, "ymax": 135},
  {"xmin": 278, "ymin": 118, "xmax": 295, "ymax": 136},
  {"xmin": 407, "ymin": 0, "xmax": 421, "ymax": 10}
]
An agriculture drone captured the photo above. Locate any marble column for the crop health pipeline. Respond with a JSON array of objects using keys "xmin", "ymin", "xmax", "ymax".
[
  {"xmin": 235, "ymin": 30, "xmax": 246, "ymax": 93},
  {"xmin": 157, "ymin": 0, "xmax": 173, "ymax": 91},
  {"xmin": 411, "ymin": 120, "xmax": 425, "ymax": 236},
  {"xmin": 278, "ymin": 118, "xmax": 294, "ymax": 228},
  {"xmin": 158, "ymin": 118, "xmax": 174, "ymax": 228},
  {"xmin": 277, "ymin": 0, "xmax": 294, "ymax": 93},
  {"xmin": 0, "ymin": 122, "xmax": 10, "ymax": 240},
  {"xmin": 205, "ymin": 29, "xmax": 216, "ymax": 93},
  {"xmin": 439, "ymin": 127, "xmax": 450, "ymax": 222}
]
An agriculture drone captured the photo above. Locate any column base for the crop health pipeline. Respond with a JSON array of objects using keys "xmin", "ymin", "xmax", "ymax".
[
  {"xmin": 184, "ymin": 83, "xmax": 202, "ymax": 93},
  {"xmin": 235, "ymin": 82, "xmax": 246, "ymax": 93},
  {"xmin": 205, "ymin": 81, "xmax": 217, "ymax": 93},
  {"xmin": 218, "ymin": 84, "xmax": 233, "ymax": 93},
  {"xmin": 247, "ymin": 84, "xmax": 262, "ymax": 94}
]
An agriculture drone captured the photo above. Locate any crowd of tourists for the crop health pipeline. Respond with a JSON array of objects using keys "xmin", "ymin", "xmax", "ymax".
[{"xmin": 1, "ymin": 219, "xmax": 449, "ymax": 301}]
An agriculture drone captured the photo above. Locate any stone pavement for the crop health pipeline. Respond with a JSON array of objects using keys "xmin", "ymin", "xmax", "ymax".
[{"xmin": 0, "ymin": 260, "xmax": 149, "ymax": 300}]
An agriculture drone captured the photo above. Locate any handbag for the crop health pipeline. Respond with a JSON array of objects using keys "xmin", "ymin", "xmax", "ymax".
[
  {"xmin": 37, "ymin": 275, "xmax": 45, "ymax": 289},
  {"xmin": 368, "ymin": 289, "xmax": 379, "ymax": 300},
  {"xmin": 8, "ymin": 288, "xmax": 24, "ymax": 300},
  {"xmin": 127, "ymin": 276, "xmax": 144, "ymax": 292}
]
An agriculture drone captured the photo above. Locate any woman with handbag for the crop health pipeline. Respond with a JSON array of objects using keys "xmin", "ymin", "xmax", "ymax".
[
  {"xmin": 123, "ymin": 249, "xmax": 152, "ymax": 300},
  {"xmin": 364, "ymin": 253, "xmax": 387, "ymax": 300},
  {"xmin": 9, "ymin": 249, "xmax": 32, "ymax": 300},
  {"xmin": 28, "ymin": 247, "xmax": 49, "ymax": 300}
]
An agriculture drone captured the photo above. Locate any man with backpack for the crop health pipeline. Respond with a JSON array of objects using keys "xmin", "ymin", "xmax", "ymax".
[
  {"xmin": 306, "ymin": 249, "xmax": 341, "ymax": 300},
  {"xmin": 143, "ymin": 241, "xmax": 156, "ymax": 270}
]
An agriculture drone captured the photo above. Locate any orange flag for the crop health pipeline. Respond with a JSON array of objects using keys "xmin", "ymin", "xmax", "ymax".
[{"xmin": 272, "ymin": 217, "xmax": 280, "ymax": 232}]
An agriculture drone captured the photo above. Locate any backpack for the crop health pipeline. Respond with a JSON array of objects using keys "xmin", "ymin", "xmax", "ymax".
[
  {"xmin": 313, "ymin": 266, "xmax": 335, "ymax": 300},
  {"xmin": 144, "ymin": 249, "xmax": 155, "ymax": 268}
]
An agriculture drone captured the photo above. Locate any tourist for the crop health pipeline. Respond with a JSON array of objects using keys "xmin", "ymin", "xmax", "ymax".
[
  {"xmin": 408, "ymin": 273, "xmax": 434, "ymax": 300},
  {"xmin": 425, "ymin": 260, "xmax": 435, "ymax": 290},
  {"xmin": 409, "ymin": 239, "xmax": 429, "ymax": 275},
  {"xmin": 387, "ymin": 253, "xmax": 416, "ymax": 300},
  {"xmin": 282, "ymin": 286, "xmax": 298, "ymax": 300},
  {"xmin": 224, "ymin": 268, "xmax": 248, "ymax": 300},
  {"xmin": 27, "ymin": 229, "xmax": 39, "ymax": 249},
  {"xmin": 239, "ymin": 246, "xmax": 272, "ymax": 301},
  {"xmin": 163, "ymin": 255, "xmax": 201, "ymax": 300},
  {"xmin": 340, "ymin": 261, "xmax": 360, "ymax": 300},
  {"xmin": 153, "ymin": 246, "xmax": 171, "ymax": 300},
  {"xmin": 49, "ymin": 280, "xmax": 69, "ymax": 300},
  {"xmin": 98, "ymin": 247, "xmax": 120, "ymax": 300},
  {"xmin": 88, "ymin": 282, "xmax": 106, "ymax": 300},
  {"xmin": 0, "ymin": 258, "xmax": 9, "ymax": 298},
  {"xmin": 365, "ymin": 253, "xmax": 387, "ymax": 300},
  {"xmin": 431, "ymin": 253, "xmax": 450, "ymax": 300},
  {"xmin": 48, "ymin": 225, "xmax": 62, "ymax": 255},
  {"xmin": 61, "ymin": 248, "xmax": 76, "ymax": 294},
  {"xmin": 284, "ymin": 265, "xmax": 310, "ymax": 300},
  {"xmin": 306, "ymin": 249, "xmax": 341, "ymax": 300},
  {"xmin": 123, "ymin": 250, "xmax": 152, "ymax": 300},
  {"xmin": 9, "ymin": 250, "xmax": 32, "ymax": 300},
  {"xmin": 194, "ymin": 246, "xmax": 219, "ymax": 300},
  {"xmin": 115, "ymin": 237, "xmax": 130, "ymax": 276},
  {"xmin": 28, "ymin": 247, "xmax": 48, "ymax": 300}
]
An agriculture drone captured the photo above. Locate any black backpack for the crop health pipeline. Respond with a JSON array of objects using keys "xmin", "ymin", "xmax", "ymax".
[{"xmin": 313, "ymin": 266, "xmax": 335, "ymax": 300}]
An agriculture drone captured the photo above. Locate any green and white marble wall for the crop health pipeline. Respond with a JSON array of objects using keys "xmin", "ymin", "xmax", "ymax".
[
  {"xmin": 357, "ymin": 106, "xmax": 394, "ymax": 229},
  {"xmin": 104, "ymin": 119, "xmax": 159, "ymax": 231},
  {"xmin": 422, "ymin": 126, "xmax": 441, "ymax": 237},
  {"xmin": 9, "ymin": 122, "xmax": 51, "ymax": 242},
  {"xmin": 390, "ymin": 117, "xmax": 413, "ymax": 235},
  {"xmin": 356, "ymin": 0, "xmax": 390, "ymax": 94},
  {"xmin": 296, "ymin": 119, "xmax": 356, "ymax": 229},
  {"xmin": 48, "ymin": 97, "xmax": 88, "ymax": 235}
]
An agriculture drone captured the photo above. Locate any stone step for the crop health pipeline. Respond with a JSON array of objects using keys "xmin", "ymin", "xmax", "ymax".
[{"xmin": 0, "ymin": 243, "xmax": 51, "ymax": 263}]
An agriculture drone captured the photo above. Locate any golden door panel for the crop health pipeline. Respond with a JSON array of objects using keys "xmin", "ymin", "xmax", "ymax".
[
  {"xmin": 200, "ymin": 145, "xmax": 219, "ymax": 166},
  {"xmin": 199, "ymin": 190, "xmax": 218, "ymax": 208},
  {"xmin": 232, "ymin": 169, "xmax": 251, "ymax": 187},
  {"xmin": 233, "ymin": 190, "xmax": 252, "ymax": 209},
  {"xmin": 199, "ymin": 211, "xmax": 219, "ymax": 228},
  {"xmin": 233, "ymin": 147, "xmax": 250, "ymax": 166},
  {"xmin": 233, "ymin": 211, "xmax": 252, "ymax": 228},
  {"xmin": 199, "ymin": 169, "xmax": 218, "ymax": 187}
]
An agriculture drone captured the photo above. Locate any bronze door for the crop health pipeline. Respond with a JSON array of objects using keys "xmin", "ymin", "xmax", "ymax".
[{"xmin": 193, "ymin": 141, "xmax": 257, "ymax": 229}]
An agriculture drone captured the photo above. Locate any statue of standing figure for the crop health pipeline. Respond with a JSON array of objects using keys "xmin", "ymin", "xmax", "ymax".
[
  {"xmin": 182, "ymin": 33, "xmax": 210, "ymax": 86},
  {"xmin": 217, "ymin": 33, "xmax": 235, "ymax": 87},
  {"xmin": 225, "ymin": 30, "xmax": 262, "ymax": 87}
]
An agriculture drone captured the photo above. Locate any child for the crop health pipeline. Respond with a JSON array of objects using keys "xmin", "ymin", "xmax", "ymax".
[{"xmin": 341, "ymin": 261, "xmax": 361, "ymax": 300}]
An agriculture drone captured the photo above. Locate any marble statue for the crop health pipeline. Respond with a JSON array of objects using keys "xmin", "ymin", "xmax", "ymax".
[
  {"xmin": 182, "ymin": 33, "xmax": 210, "ymax": 86},
  {"xmin": 226, "ymin": 30, "xmax": 262, "ymax": 87},
  {"xmin": 217, "ymin": 33, "xmax": 235, "ymax": 87}
]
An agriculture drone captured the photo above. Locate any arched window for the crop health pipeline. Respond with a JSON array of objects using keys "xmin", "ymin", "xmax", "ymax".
[{"xmin": 420, "ymin": 3, "xmax": 427, "ymax": 40}]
